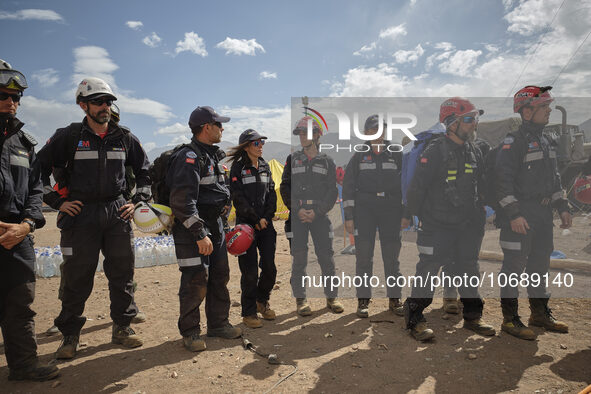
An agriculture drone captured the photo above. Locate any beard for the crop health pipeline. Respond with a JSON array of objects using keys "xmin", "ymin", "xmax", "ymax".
[{"xmin": 86, "ymin": 108, "xmax": 110, "ymax": 124}]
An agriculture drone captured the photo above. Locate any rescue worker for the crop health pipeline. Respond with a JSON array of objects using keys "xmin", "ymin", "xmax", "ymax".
[
  {"xmin": 280, "ymin": 116, "xmax": 344, "ymax": 316},
  {"xmin": 228, "ymin": 129, "xmax": 277, "ymax": 328},
  {"xmin": 402, "ymin": 97, "xmax": 496, "ymax": 341},
  {"xmin": 342, "ymin": 114, "xmax": 404, "ymax": 318},
  {"xmin": 167, "ymin": 106, "xmax": 241, "ymax": 352},
  {"xmin": 45, "ymin": 103, "xmax": 144, "ymax": 336},
  {"xmin": 37, "ymin": 77, "xmax": 152, "ymax": 359},
  {"xmin": 0, "ymin": 59, "xmax": 59, "ymax": 381},
  {"xmin": 495, "ymin": 85, "xmax": 571, "ymax": 340}
]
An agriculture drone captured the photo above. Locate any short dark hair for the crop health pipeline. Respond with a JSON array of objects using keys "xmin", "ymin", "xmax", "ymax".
[{"xmin": 191, "ymin": 123, "xmax": 206, "ymax": 136}]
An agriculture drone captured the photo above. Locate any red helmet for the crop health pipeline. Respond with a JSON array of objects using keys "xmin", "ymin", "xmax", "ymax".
[
  {"xmin": 513, "ymin": 85, "xmax": 553, "ymax": 113},
  {"xmin": 225, "ymin": 224, "xmax": 255, "ymax": 256},
  {"xmin": 439, "ymin": 97, "xmax": 484, "ymax": 126},
  {"xmin": 336, "ymin": 166, "xmax": 345, "ymax": 185},
  {"xmin": 574, "ymin": 176, "xmax": 591, "ymax": 204},
  {"xmin": 293, "ymin": 116, "xmax": 322, "ymax": 136}
]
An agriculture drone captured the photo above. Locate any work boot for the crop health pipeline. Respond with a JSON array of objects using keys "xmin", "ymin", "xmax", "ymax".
[
  {"xmin": 326, "ymin": 298, "xmax": 344, "ymax": 313},
  {"xmin": 183, "ymin": 333, "xmax": 206, "ymax": 352},
  {"xmin": 463, "ymin": 318, "xmax": 496, "ymax": 336},
  {"xmin": 207, "ymin": 323, "xmax": 242, "ymax": 339},
  {"xmin": 46, "ymin": 324, "xmax": 59, "ymax": 336},
  {"xmin": 443, "ymin": 298, "xmax": 460, "ymax": 314},
  {"xmin": 529, "ymin": 298, "xmax": 569, "ymax": 333},
  {"xmin": 257, "ymin": 301, "xmax": 276, "ymax": 320},
  {"xmin": 243, "ymin": 315, "xmax": 263, "ymax": 328},
  {"xmin": 356, "ymin": 298, "xmax": 370, "ymax": 318},
  {"xmin": 8, "ymin": 362, "xmax": 59, "ymax": 382},
  {"xmin": 410, "ymin": 321, "xmax": 435, "ymax": 342},
  {"xmin": 389, "ymin": 298, "xmax": 404, "ymax": 316},
  {"xmin": 501, "ymin": 316, "xmax": 536, "ymax": 340},
  {"xmin": 296, "ymin": 298, "xmax": 312, "ymax": 316},
  {"xmin": 131, "ymin": 311, "xmax": 147, "ymax": 324},
  {"xmin": 112, "ymin": 324, "xmax": 143, "ymax": 348},
  {"xmin": 56, "ymin": 335, "xmax": 79, "ymax": 359}
]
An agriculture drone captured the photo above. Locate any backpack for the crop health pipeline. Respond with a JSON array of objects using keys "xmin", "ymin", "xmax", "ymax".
[
  {"xmin": 59, "ymin": 122, "xmax": 134, "ymax": 197},
  {"xmin": 149, "ymin": 142, "xmax": 207, "ymax": 205},
  {"xmin": 401, "ymin": 123, "xmax": 445, "ymax": 205}
]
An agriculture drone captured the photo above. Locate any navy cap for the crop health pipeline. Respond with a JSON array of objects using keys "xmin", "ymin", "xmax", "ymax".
[
  {"xmin": 188, "ymin": 106, "xmax": 230, "ymax": 129},
  {"xmin": 364, "ymin": 114, "xmax": 386, "ymax": 131},
  {"xmin": 239, "ymin": 129, "xmax": 267, "ymax": 144}
]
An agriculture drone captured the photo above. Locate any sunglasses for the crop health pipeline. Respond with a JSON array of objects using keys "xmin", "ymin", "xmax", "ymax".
[
  {"xmin": 461, "ymin": 115, "xmax": 479, "ymax": 124},
  {"xmin": 88, "ymin": 98, "xmax": 113, "ymax": 107},
  {"xmin": 252, "ymin": 140, "xmax": 265, "ymax": 147},
  {"xmin": 0, "ymin": 91, "xmax": 22, "ymax": 103}
]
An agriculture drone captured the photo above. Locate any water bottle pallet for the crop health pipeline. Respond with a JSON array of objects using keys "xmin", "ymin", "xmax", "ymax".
[{"xmin": 34, "ymin": 236, "xmax": 177, "ymax": 278}]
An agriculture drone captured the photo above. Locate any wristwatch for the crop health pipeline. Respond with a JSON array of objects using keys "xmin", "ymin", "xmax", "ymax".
[{"xmin": 22, "ymin": 219, "xmax": 35, "ymax": 233}]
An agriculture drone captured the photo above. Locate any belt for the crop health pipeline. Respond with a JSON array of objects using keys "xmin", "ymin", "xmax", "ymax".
[{"xmin": 69, "ymin": 193, "xmax": 124, "ymax": 204}]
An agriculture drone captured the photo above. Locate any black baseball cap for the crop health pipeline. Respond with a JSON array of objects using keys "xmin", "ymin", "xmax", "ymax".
[
  {"xmin": 188, "ymin": 106, "xmax": 230, "ymax": 129},
  {"xmin": 364, "ymin": 114, "xmax": 386, "ymax": 131},
  {"xmin": 239, "ymin": 129, "xmax": 267, "ymax": 144}
]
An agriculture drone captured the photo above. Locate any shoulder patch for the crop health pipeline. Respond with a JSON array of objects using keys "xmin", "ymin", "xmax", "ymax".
[
  {"xmin": 186, "ymin": 158, "xmax": 195, "ymax": 164},
  {"xmin": 420, "ymin": 157, "xmax": 428, "ymax": 163},
  {"xmin": 503, "ymin": 136, "xmax": 514, "ymax": 144},
  {"xmin": 186, "ymin": 151, "xmax": 197, "ymax": 159}
]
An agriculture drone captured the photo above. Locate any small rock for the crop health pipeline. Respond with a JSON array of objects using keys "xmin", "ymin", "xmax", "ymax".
[
  {"xmin": 468, "ymin": 354, "xmax": 477, "ymax": 360},
  {"xmin": 276, "ymin": 280, "xmax": 282, "ymax": 284},
  {"xmin": 425, "ymin": 357, "xmax": 432, "ymax": 361},
  {"xmin": 378, "ymin": 344, "xmax": 389, "ymax": 351},
  {"xmin": 352, "ymin": 363, "xmax": 362, "ymax": 368},
  {"xmin": 311, "ymin": 348, "xmax": 319, "ymax": 353},
  {"xmin": 217, "ymin": 374, "xmax": 223, "ymax": 378},
  {"xmin": 171, "ymin": 371, "xmax": 178, "ymax": 378},
  {"xmin": 231, "ymin": 301, "xmax": 241, "ymax": 307},
  {"xmin": 273, "ymin": 285, "xmax": 280, "ymax": 290},
  {"xmin": 324, "ymin": 333, "xmax": 333, "ymax": 338},
  {"xmin": 79, "ymin": 342, "xmax": 88, "ymax": 347},
  {"xmin": 51, "ymin": 381, "xmax": 61, "ymax": 388},
  {"xmin": 192, "ymin": 357, "xmax": 198, "ymax": 363},
  {"xmin": 153, "ymin": 280, "xmax": 160, "ymax": 284},
  {"xmin": 352, "ymin": 345, "xmax": 359, "ymax": 351},
  {"xmin": 560, "ymin": 344, "xmax": 567, "ymax": 349}
]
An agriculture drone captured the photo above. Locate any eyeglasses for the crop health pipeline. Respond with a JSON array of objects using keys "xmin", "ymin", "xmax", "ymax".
[
  {"xmin": 461, "ymin": 115, "xmax": 479, "ymax": 124},
  {"xmin": 0, "ymin": 91, "xmax": 22, "ymax": 103},
  {"xmin": 87, "ymin": 98, "xmax": 113, "ymax": 107},
  {"xmin": 252, "ymin": 140, "xmax": 265, "ymax": 147},
  {"xmin": 211, "ymin": 121, "xmax": 222, "ymax": 128}
]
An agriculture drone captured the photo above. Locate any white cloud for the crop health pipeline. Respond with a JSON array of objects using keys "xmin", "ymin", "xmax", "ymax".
[
  {"xmin": 0, "ymin": 9, "xmax": 63, "ymax": 21},
  {"xmin": 72, "ymin": 46, "xmax": 119, "ymax": 87},
  {"xmin": 259, "ymin": 71, "xmax": 277, "ymax": 80},
  {"xmin": 117, "ymin": 95, "xmax": 174, "ymax": 124},
  {"xmin": 353, "ymin": 42, "xmax": 377, "ymax": 57},
  {"xmin": 215, "ymin": 37, "xmax": 265, "ymax": 56},
  {"xmin": 154, "ymin": 122, "xmax": 190, "ymax": 135},
  {"xmin": 126, "ymin": 21, "xmax": 143, "ymax": 30},
  {"xmin": 18, "ymin": 96, "xmax": 81, "ymax": 143},
  {"xmin": 31, "ymin": 68, "xmax": 59, "ymax": 87},
  {"xmin": 485, "ymin": 44, "xmax": 499, "ymax": 53},
  {"xmin": 434, "ymin": 42, "xmax": 455, "ymax": 51},
  {"xmin": 143, "ymin": 32, "xmax": 162, "ymax": 48},
  {"xmin": 217, "ymin": 106, "xmax": 290, "ymax": 143},
  {"xmin": 175, "ymin": 32, "xmax": 207, "ymax": 56},
  {"xmin": 393, "ymin": 44, "xmax": 425, "ymax": 64},
  {"xmin": 410, "ymin": 0, "xmax": 418, "ymax": 6},
  {"xmin": 171, "ymin": 135, "xmax": 191, "ymax": 145},
  {"xmin": 142, "ymin": 142, "xmax": 156, "ymax": 152},
  {"xmin": 504, "ymin": 0, "xmax": 562, "ymax": 36},
  {"xmin": 425, "ymin": 50, "xmax": 452, "ymax": 70},
  {"xmin": 379, "ymin": 24, "xmax": 407, "ymax": 40},
  {"xmin": 438, "ymin": 49, "xmax": 482, "ymax": 77},
  {"xmin": 330, "ymin": 63, "xmax": 408, "ymax": 97}
]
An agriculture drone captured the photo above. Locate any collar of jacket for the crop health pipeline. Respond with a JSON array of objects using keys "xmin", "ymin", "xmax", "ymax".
[
  {"xmin": 81, "ymin": 117, "xmax": 124, "ymax": 138},
  {"xmin": 0, "ymin": 113, "xmax": 24, "ymax": 138},
  {"xmin": 520, "ymin": 120, "xmax": 545, "ymax": 136},
  {"xmin": 191, "ymin": 135, "xmax": 223, "ymax": 158}
]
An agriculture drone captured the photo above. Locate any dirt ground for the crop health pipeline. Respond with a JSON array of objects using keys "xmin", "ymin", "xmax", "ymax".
[{"xmin": 2, "ymin": 211, "xmax": 591, "ymax": 393}]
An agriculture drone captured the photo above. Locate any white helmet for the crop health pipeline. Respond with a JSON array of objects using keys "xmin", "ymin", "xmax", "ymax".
[
  {"xmin": 75, "ymin": 77, "xmax": 116, "ymax": 103},
  {"xmin": 133, "ymin": 202, "xmax": 174, "ymax": 233}
]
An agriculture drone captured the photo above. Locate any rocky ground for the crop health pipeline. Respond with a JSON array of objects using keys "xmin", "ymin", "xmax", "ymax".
[{"xmin": 2, "ymin": 211, "xmax": 590, "ymax": 393}]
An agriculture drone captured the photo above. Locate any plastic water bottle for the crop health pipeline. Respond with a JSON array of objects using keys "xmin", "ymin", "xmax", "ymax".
[
  {"xmin": 42, "ymin": 250, "xmax": 56, "ymax": 277},
  {"xmin": 52, "ymin": 248, "xmax": 63, "ymax": 277}
]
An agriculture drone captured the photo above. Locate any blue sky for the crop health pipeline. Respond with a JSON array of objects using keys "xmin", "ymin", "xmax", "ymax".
[{"xmin": 2, "ymin": 0, "xmax": 590, "ymax": 152}]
